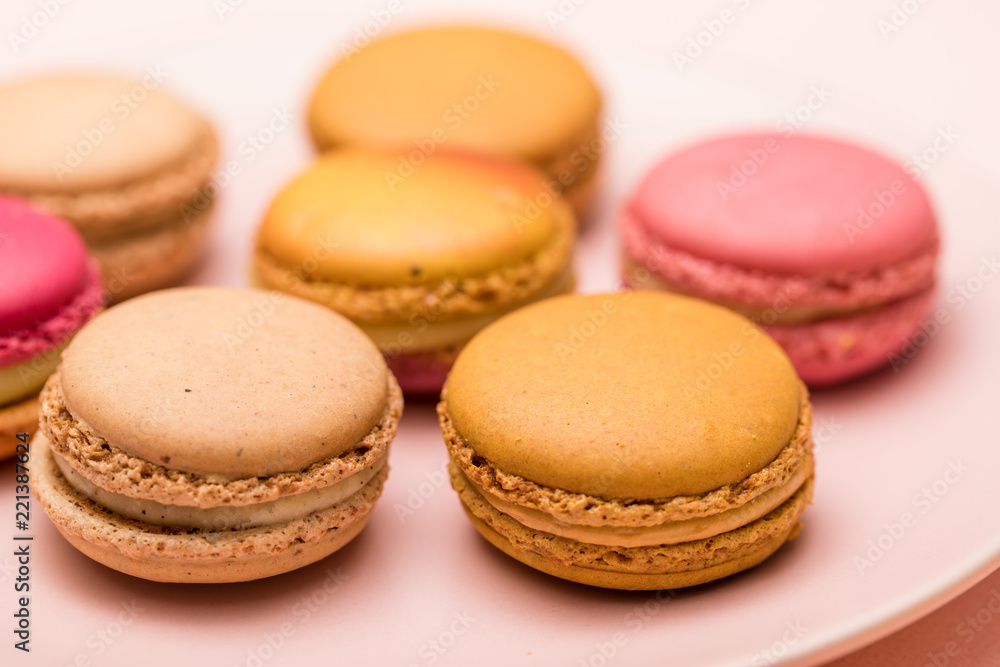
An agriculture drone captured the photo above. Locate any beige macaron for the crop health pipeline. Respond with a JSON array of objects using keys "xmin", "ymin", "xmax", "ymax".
[
  {"xmin": 32, "ymin": 287, "xmax": 402, "ymax": 583},
  {"xmin": 0, "ymin": 72, "xmax": 219, "ymax": 302},
  {"xmin": 439, "ymin": 291, "xmax": 814, "ymax": 590}
]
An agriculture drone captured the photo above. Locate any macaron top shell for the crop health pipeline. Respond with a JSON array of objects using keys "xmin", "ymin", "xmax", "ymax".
[
  {"xmin": 628, "ymin": 133, "xmax": 938, "ymax": 276},
  {"xmin": 308, "ymin": 26, "xmax": 601, "ymax": 162},
  {"xmin": 58, "ymin": 287, "xmax": 389, "ymax": 478},
  {"xmin": 0, "ymin": 72, "xmax": 208, "ymax": 194},
  {"xmin": 259, "ymin": 148, "xmax": 570, "ymax": 286},
  {"xmin": 0, "ymin": 196, "xmax": 89, "ymax": 333},
  {"xmin": 445, "ymin": 291, "xmax": 802, "ymax": 499}
]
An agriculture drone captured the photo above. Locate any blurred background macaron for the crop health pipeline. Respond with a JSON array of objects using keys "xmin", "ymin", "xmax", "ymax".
[
  {"xmin": 32, "ymin": 287, "xmax": 402, "ymax": 583},
  {"xmin": 253, "ymin": 147, "xmax": 576, "ymax": 395},
  {"xmin": 307, "ymin": 25, "xmax": 603, "ymax": 218},
  {"xmin": 0, "ymin": 72, "xmax": 220, "ymax": 303},
  {"xmin": 620, "ymin": 132, "xmax": 940, "ymax": 386},
  {"xmin": 439, "ymin": 291, "xmax": 814, "ymax": 590},
  {"xmin": 0, "ymin": 196, "xmax": 104, "ymax": 458}
]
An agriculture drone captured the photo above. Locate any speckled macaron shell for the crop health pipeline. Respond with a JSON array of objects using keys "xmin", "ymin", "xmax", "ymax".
[
  {"xmin": 0, "ymin": 73, "xmax": 207, "ymax": 197},
  {"xmin": 308, "ymin": 26, "xmax": 601, "ymax": 166},
  {"xmin": 446, "ymin": 291, "xmax": 802, "ymax": 499},
  {"xmin": 628, "ymin": 133, "xmax": 938, "ymax": 276},
  {"xmin": 58, "ymin": 287, "xmax": 388, "ymax": 477},
  {"xmin": 258, "ymin": 148, "xmax": 567, "ymax": 287},
  {"xmin": 31, "ymin": 433, "xmax": 387, "ymax": 583},
  {"xmin": 456, "ymin": 468, "xmax": 813, "ymax": 590}
]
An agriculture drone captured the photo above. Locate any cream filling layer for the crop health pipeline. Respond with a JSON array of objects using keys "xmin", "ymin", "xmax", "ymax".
[
  {"xmin": 53, "ymin": 451, "xmax": 383, "ymax": 530},
  {"xmin": 469, "ymin": 458, "xmax": 812, "ymax": 548},
  {"xmin": 359, "ymin": 263, "xmax": 576, "ymax": 352},
  {"xmin": 622, "ymin": 256, "xmax": 880, "ymax": 326},
  {"xmin": 0, "ymin": 345, "xmax": 64, "ymax": 406}
]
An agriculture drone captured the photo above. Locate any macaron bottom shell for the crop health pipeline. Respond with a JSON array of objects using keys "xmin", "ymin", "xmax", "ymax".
[
  {"xmin": 764, "ymin": 287, "xmax": 935, "ymax": 386},
  {"xmin": 32, "ymin": 436, "xmax": 386, "ymax": 584},
  {"xmin": 451, "ymin": 464, "xmax": 813, "ymax": 590}
]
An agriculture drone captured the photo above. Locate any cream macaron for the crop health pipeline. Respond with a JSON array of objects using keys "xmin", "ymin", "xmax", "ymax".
[
  {"xmin": 254, "ymin": 147, "xmax": 576, "ymax": 394},
  {"xmin": 439, "ymin": 291, "xmax": 814, "ymax": 590},
  {"xmin": 0, "ymin": 72, "xmax": 219, "ymax": 302},
  {"xmin": 32, "ymin": 287, "xmax": 402, "ymax": 583}
]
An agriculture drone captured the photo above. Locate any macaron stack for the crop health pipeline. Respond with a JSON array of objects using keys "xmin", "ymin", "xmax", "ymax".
[
  {"xmin": 308, "ymin": 26, "xmax": 603, "ymax": 216},
  {"xmin": 0, "ymin": 73, "xmax": 219, "ymax": 302},
  {"xmin": 439, "ymin": 292, "xmax": 814, "ymax": 589},
  {"xmin": 32, "ymin": 288, "xmax": 401, "ymax": 582},
  {"xmin": 254, "ymin": 148, "xmax": 575, "ymax": 394},
  {"xmin": 0, "ymin": 196, "xmax": 104, "ymax": 458},
  {"xmin": 621, "ymin": 133, "xmax": 940, "ymax": 385}
]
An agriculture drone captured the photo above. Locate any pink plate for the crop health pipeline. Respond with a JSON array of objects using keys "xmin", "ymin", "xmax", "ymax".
[{"xmin": 3, "ymin": 2, "xmax": 999, "ymax": 666}]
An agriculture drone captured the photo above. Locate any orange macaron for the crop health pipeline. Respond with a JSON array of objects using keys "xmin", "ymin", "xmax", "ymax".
[
  {"xmin": 440, "ymin": 291, "xmax": 814, "ymax": 589},
  {"xmin": 307, "ymin": 26, "xmax": 603, "ymax": 216}
]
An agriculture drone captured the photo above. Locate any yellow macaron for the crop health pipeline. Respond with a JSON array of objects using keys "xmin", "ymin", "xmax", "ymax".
[{"xmin": 254, "ymin": 147, "xmax": 575, "ymax": 394}]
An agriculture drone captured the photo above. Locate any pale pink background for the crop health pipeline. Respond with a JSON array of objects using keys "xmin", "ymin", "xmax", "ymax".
[{"xmin": 2, "ymin": 1, "xmax": 999, "ymax": 665}]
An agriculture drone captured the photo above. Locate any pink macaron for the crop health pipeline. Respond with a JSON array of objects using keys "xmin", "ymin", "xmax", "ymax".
[
  {"xmin": 620, "ymin": 133, "xmax": 939, "ymax": 386},
  {"xmin": 0, "ymin": 196, "xmax": 104, "ymax": 456}
]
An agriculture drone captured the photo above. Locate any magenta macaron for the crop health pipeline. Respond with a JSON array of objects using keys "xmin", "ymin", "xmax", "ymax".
[
  {"xmin": 620, "ymin": 132, "xmax": 940, "ymax": 386},
  {"xmin": 0, "ymin": 196, "xmax": 104, "ymax": 455}
]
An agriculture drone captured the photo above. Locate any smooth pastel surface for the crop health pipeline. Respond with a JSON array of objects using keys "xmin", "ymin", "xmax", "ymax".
[
  {"xmin": 627, "ymin": 133, "xmax": 939, "ymax": 276},
  {"xmin": 446, "ymin": 291, "xmax": 802, "ymax": 498},
  {"xmin": 0, "ymin": 73, "xmax": 207, "ymax": 194},
  {"xmin": 0, "ymin": 196, "xmax": 89, "ymax": 334},
  {"xmin": 58, "ymin": 287, "xmax": 388, "ymax": 477},
  {"xmin": 308, "ymin": 26, "xmax": 601, "ymax": 164},
  {"xmin": 259, "ymin": 148, "xmax": 564, "ymax": 286}
]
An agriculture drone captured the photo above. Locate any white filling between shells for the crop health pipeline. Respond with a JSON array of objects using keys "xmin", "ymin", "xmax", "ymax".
[{"xmin": 53, "ymin": 451, "xmax": 382, "ymax": 530}]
